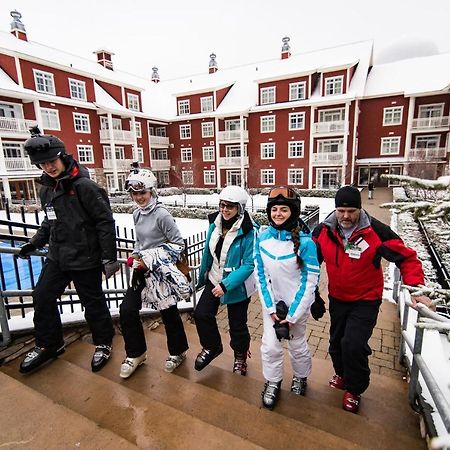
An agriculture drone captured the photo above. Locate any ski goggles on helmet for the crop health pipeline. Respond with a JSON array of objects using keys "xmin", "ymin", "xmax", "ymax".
[
  {"xmin": 125, "ymin": 180, "xmax": 149, "ymax": 192},
  {"xmin": 268, "ymin": 187, "xmax": 299, "ymax": 199}
]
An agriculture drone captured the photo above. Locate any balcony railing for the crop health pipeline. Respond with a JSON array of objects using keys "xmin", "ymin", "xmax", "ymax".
[
  {"xmin": 102, "ymin": 158, "xmax": 134, "ymax": 171},
  {"xmin": 149, "ymin": 136, "xmax": 169, "ymax": 147},
  {"xmin": 312, "ymin": 152, "xmax": 345, "ymax": 164},
  {"xmin": 218, "ymin": 156, "xmax": 249, "ymax": 168},
  {"xmin": 411, "ymin": 116, "xmax": 449, "ymax": 130},
  {"xmin": 0, "ymin": 117, "xmax": 37, "ymax": 134},
  {"xmin": 99, "ymin": 129, "xmax": 134, "ymax": 143},
  {"xmin": 151, "ymin": 159, "xmax": 171, "ymax": 171},
  {"xmin": 217, "ymin": 130, "xmax": 249, "ymax": 142},
  {"xmin": 313, "ymin": 120, "xmax": 346, "ymax": 134},
  {"xmin": 408, "ymin": 147, "xmax": 447, "ymax": 161},
  {"xmin": 4, "ymin": 157, "xmax": 34, "ymax": 171}
]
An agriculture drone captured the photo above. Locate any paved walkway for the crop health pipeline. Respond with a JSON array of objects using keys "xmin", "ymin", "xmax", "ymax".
[{"xmin": 217, "ymin": 187, "xmax": 406, "ymax": 379}]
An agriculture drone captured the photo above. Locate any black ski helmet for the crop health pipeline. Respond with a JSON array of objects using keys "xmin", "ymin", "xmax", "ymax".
[
  {"xmin": 24, "ymin": 126, "xmax": 66, "ymax": 165},
  {"xmin": 266, "ymin": 186, "xmax": 301, "ymax": 229}
]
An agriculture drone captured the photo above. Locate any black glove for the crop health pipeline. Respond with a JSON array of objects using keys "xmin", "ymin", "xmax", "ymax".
[
  {"xmin": 103, "ymin": 260, "xmax": 120, "ymax": 279},
  {"xmin": 311, "ymin": 289, "xmax": 326, "ymax": 320},
  {"xmin": 18, "ymin": 242, "xmax": 36, "ymax": 259},
  {"xmin": 273, "ymin": 300, "xmax": 290, "ymax": 341}
]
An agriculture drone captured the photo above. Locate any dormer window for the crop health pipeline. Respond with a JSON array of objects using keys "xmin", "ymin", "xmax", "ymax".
[
  {"xmin": 289, "ymin": 82, "xmax": 306, "ymax": 101},
  {"xmin": 69, "ymin": 79, "xmax": 87, "ymax": 101},
  {"xmin": 178, "ymin": 99, "xmax": 190, "ymax": 115},
  {"xmin": 324, "ymin": 76, "xmax": 343, "ymax": 96},
  {"xmin": 201, "ymin": 96, "xmax": 214, "ymax": 113},
  {"xmin": 127, "ymin": 93, "xmax": 140, "ymax": 111},
  {"xmin": 260, "ymin": 87, "xmax": 276, "ymax": 105},
  {"xmin": 33, "ymin": 69, "xmax": 55, "ymax": 95}
]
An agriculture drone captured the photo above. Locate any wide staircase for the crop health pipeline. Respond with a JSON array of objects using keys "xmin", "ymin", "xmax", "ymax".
[{"xmin": 0, "ymin": 318, "xmax": 425, "ymax": 450}]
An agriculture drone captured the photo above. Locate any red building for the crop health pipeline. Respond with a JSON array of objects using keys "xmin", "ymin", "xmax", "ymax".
[{"xmin": 0, "ymin": 11, "xmax": 448, "ymax": 202}]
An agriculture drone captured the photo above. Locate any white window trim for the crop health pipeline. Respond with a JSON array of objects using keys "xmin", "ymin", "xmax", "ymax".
[
  {"xmin": 383, "ymin": 106, "xmax": 403, "ymax": 126},
  {"xmin": 181, "ymin": 147, "xmax": 192, "ymax": 162},
  {"xmin": 200, "ymin": 96, "xmax": 214, "ymax": 113},
  {"xmin": 178, "ymin": 99, "xmax": 190, "ymax": 115},
  {"xmin": 260, "ymin": 142, "xmax": 276, "ymax": 160},
  {"xmin": 418, "ymin": 103, "xmax": 445, "ymax": 117},
  {"xmin": 182, "ymin": 170, "xmax": 194, "ymax": 185},
  {"xmin": 288, "ymin": 141, "xmax": 304, "ymax": 158},
  {"xmin": 260, "ymin": 115, "xmax": 276, "ymax": 133},
  {"xmin": 202, "ymin": 122, "xmax": 214, "ymax": 138},
  {"xmin": 319, "ymin": 108, "xmax": 345, "ymax": 122},
  {"xmin": 131, "ymin": 120, "xmax": 142, "ymax": 138},
  {"xmin": 127, "ymin": 93, "xmax": 140, "ymax": 111},
  {"xmin": 260, "ymin": 169, "xmax": 275, "ymax": 185},
  {"xmin": 380, "ymin": 136, "xmax": 401, "ymax": 155},
  {"xmin": 288, "ymin": 168, "xmax": 304, "ymax": 185},
  {"xmin": 289, "ymin": 82, "xmax": 306, "ymax": 101},
  {"xmin": 260, "ymin": 86, "xmax": 276, "ymax": 105},
  {"xmin": 40, "ymin": 107, "xmax": 61, "ymax": 131},
  {"xmin": 324, "ymin": 75, "xmax": 344, "ymax": 96},
  {"xmin": 202, "ymin": 146, "xmax": 215, "ymax": 161},
  {"xmin": 203, "ymin": 170, "xmax": 216, "ymax": 185},
  {"xmin": 33, "ymin": 69, "xmax": 55, "ymax": 95},
  {"xmin": 179, "ymin": 124, "xmax": 191, "ymax": 140},
  {"xmin": 68, "ymin": 78, "xmax": 87, "ymax": 101},
  {"xmin": 77, "ymin": 145, "xmax": 94, "ymax": 164},
  {"xmin": 288, "ymin": 112, "xmax": 305, "ymax": 131},
  {"xmin": 73, "ymin": 112, "xmax": 91, "ymax": 133}
]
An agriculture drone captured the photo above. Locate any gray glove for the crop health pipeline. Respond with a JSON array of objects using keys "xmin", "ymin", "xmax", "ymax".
[{"xmin": 103, "ymin": 260, "xmax": 120, "ymax": 279}]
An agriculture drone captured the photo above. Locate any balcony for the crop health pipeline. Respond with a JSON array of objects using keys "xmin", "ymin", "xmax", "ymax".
[
  {"xmin": 99, "ymin": 129, "xmax": 134, "ymax": 144},
  {"xmin": 0, "ymin": 117, "xmax": 37, "ymax": 135},
  {"xmin": 151, "ymin": 159, "xmax": 171, "ymax": 171},
  {"xmin": 217, "ymin": 130, "xmax": 249, "ymax": 143},
  {"xmin": 311, "ymin": 152, "xmax": 345, "ymax": 165},
  {"xmin": 408, "ymin": 147, "xmax": 447, "ymax": 161},
  {"xmin": 102, "ymin": 158, "xmax": 134, "ymax": 171},
  {"xmin": 313, "ymin": 120, "xmax": 346, "ymax": 134},
  {"xmin": 4, "ymin": 157, "xmax": 34, "ymax": 171},
  {"xmin": 411, "ymin": 116, "xmax": 449, "ymax": 131},
  {"xmin": 149, "ymin": 136, "xmax": 169, "ymax": 147},
  {"xmin": 218, "ymin": 156, "xmax": 249, "ymax": 168}
]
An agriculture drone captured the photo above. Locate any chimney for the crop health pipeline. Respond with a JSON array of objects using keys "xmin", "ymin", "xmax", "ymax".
[
  {"xmin": 281, "ymin": 36, "xmax": 291, "ymax": 59},
  {"xmin": 10, "ymin": 10, "xmax": 27, "ymax": 41},
  {"xmin": 209, "ymin": 53, "xmax": 218, "ymax": 74},
  {"xmin": 151, "ymin": 67, "xmax": 160, "ymax": 83},
  {"xmin": 93, "ymin": 49, "xmax": 115, "ymax": 70}
]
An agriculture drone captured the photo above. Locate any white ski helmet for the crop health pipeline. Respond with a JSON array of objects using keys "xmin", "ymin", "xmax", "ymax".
[
  {"xmin": 219, "ymin": 185, "xmax": 248, "ymax": 214},
  {"xmin": 125, "ymin": 168, "xmax": 157, "ymax": 193}
]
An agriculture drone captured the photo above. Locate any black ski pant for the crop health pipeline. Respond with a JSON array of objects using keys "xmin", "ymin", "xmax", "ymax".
[
  {"xmin": 33, "ymin": 259, "xmax": 114, "ymax": 349},
  {"xmin": 194, "ymin": 281, "xmax": 250, "ymax": 355},
  {"xmin": 119, "ymin": 272, "xmax": 189, "ymax": 358},
  {"xmin": 329, "ymin": 296, "xmax": 381, "ymax": 395}
]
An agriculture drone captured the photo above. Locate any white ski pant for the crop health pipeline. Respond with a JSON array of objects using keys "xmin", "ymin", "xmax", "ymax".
[{"xmin": 261, "ymin": 309, "xmax": 311, "ymax": 383}]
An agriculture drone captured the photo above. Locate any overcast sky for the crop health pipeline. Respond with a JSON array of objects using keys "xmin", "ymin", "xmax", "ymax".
[{"xmin": 2, "ymin": 0, "xmax": 450, "ymax": 81}]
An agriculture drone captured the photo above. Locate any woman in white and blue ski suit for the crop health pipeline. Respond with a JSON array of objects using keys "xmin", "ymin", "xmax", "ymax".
[{"xmin": 255, "ymin": 187, "xmax": 320, "ymax": 410}]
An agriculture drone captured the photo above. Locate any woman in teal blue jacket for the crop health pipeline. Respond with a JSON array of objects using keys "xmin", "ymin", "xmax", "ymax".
[{"xmin": 194, "ymin": 186, "xmax": 257, "ymax": 376}]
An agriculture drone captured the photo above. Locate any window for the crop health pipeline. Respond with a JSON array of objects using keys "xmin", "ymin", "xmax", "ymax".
[
  {"xmin": 317, "ymin": 169, "xmax": 341, "ymax": 189},
  {"xmin": 181, "ymin": 147, "xmax": 192, "ymax": 162},
  {"xmin": 380, "ymin": 137, "xmax": 401, "ymax": 155},
  {"xmin": 152, "ymin": 148, "xmax": 168, "ymax": 160},
  {"xmin": 133, "ymin": 147, "xmax": 144, "ymax": 163},
  {"xmin": 155, "ymin": 127, "xmax": 166, "ymax": 137},
  {"xmin": 202, "ymin": 146, "xmax": 215, "ymax": 161},
  {"xmin": 202, "ymin": 122, "xmax": 214, "ymax": 138},
  {"xmin": 288, "ymin": 141, "xmax": 304, "ymax": 158},
  {"xmin": 204, "ymin": 170, "xmax": 216, "ymax": 185},
  {"xmin": 324, "ymin": 76, "xmax": 343, "ymax": 96},
  {"xmin": 418, "ymin": 104, "xmax": 444, "ymax": 118},
  {"xmin": 73, "ymin": 113, "xmax": 90, "ymax": 133},
  {"xmin": 383, "ymin": 107, "xmax": 403, "ymax": 126},
  {"xmin": 182, "ymin": 170, "xmax": 193, "ymax": 185},
  {"xmin": 289, "ymin": 112, "xmax": 305, "ymax": 130},
  {"xmin": 261, "ymin": 169, "xmax": 275, "ymax": 185},
  {"xmin": 288, "ymin": 168, "xmax": 304, "ymax": 185},
  {"xmin": 201, "ymin": 96, "xmax": 213, "ymax": 112},
  {"xmin": 131, "ymin": 121, "xmax": 142, "ymax": 138},
  {"xmin": 103, "ymin": 146, "xmax": 125, "ymax": 160},
  {"xmin": 179, "ymin": 124, "xmax": 191, "ymax": 139},
  {"xmin": 69, "ymin": 79, "xmax": 87, "ymax": 101},
  {"xmin": 260, "ymin": 87, "xmax": 276, "ymax": 105},
  {"xmin": 101, "ymin": 116, "xmax": 122, "ymax": 130},
  {"xmin": 317, "ymin": 139, "xmax": 343, "ymax": 153},
  {"xmin": 106, "ymin": 173, "xmax": 127, "ymax": 192},
  {"xmin": 261, "ymin": 143, "xmax": 275, "ymax": 159},
  {"xmin": 148, "ymin": 125, "xmax": 155, "ymax": 136},
  {"xmin": 2, "ymin": 142, "xmax": 23, "ymax": 158},
  {"xmin": 225, "ymin": 145, "xmax": 247, "ymax": 157},
  {"xmin": 33, "ymin": 70, "xmax": 55, "ymax": 94},
  {"xmin": 319, "ymin": 108, "xmax": 345, "ymax": 122},
  {"xmin": 289, "ymin": 82, "xmax": 306, "ymax": 101},
  {"xmin": 127, "ymin": 93, "xmax": 140, "ymax": 111},
  {"xmin": 178, "ymin": 99, "xmax": 190, "ymax": 115},
  {"xmin": 260, "ymin": 115, "xmax": 275, "ymax": 133},
  {"xmin": 40, "ymin": 108, "xmax": 60, "ymax": 130},
  {"xmin": 77, "ymin": 145, "xmax": 94, "ymax": 164},
  {"xmin": 225, "ymin": 119, "xmax": 247, "ymax": 131}
]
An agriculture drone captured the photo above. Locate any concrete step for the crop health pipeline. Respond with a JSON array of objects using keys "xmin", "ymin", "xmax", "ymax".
[
  {"xmin": 1, "ymin": 355, "xmax": 263, "ymax": 450},
  {"xmin": 0, "ymin": 371, "xmax": 137, "ymax": 450},
  {"xmin": 63, "ymin": 337, "xmax": 361, "ymax": 450},
  {"xmin": 152, "ymin": 320, "xmax": 424, "ymax": 449}
]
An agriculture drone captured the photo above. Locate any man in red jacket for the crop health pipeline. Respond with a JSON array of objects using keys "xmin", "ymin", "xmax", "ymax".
[{"xmin": 312, "ymin": 186, "xmax": 431, "ymax": 413}]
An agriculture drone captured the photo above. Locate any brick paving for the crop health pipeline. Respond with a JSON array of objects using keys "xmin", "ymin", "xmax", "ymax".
[{"xmin": 217, "ymin": 187, "xmax": 407, "ymax": 379}]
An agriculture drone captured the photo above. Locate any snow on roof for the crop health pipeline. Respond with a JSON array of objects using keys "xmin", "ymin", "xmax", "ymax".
[
  {"xmin": 93, "ymin": 82, "xmax": 133, "ymax": 116},
  {"xmin": 364, "ymin": 52, "xmax": 450, "ymax": 97}
]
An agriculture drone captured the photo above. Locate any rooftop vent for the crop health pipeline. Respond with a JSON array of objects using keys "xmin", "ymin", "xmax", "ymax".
[
  {"xmin": 281, "ymin": 36, "xmax": 291, "ymax": 59},
  {"xmin": 151, "ymin": 67, "xmax": 160, "ymax": 83},
  {"xmin": 10, "ymin": 10, "xmax": 27, "ymax": 41},
  {"xmin": 93, "ymin": 49, "xmax": 115, "ymax": 70},
  {"xmin": 209, "ymin": 53, "xmax": 218, "ymax": 74}
]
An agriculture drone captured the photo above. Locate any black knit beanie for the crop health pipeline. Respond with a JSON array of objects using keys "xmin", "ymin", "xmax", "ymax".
[{"xmin": 335, "ymin": 186, "xmax": 361, "ymax": 209}]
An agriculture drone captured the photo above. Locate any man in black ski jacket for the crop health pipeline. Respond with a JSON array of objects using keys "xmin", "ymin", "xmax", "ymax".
[{"xmin": 18, "ymin": 128, "xmax": 119, "ymax": 374}]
